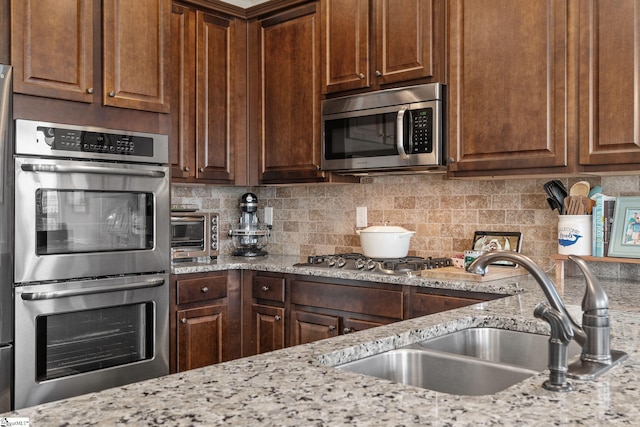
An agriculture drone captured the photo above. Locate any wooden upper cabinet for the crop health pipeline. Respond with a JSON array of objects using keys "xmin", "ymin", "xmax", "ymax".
[
  {"xmin": 578, "ymin": 0, "xmax": 640, "ymax": 169},
  {"xmin": 255, "ymin": 3, "xmax": 325, "ymax": 183},
  {"xmin": 170, "ymin": 3, "xmax": 239, "ymax": 184},
  {"xmin": 11, "ymin": 0, "xmax": 94, "ymax": 102},
  {"xmin": 322, "ymin": 0, "xmax": 443, "ymax": 94},
  {"xmin": 11, "ymin": 0, "xmax": 170, "ymax": 113},
  {"xmin": 447, "ymin": 0, "xmax": 570, "ymax": 175},
  {"xmin": 103, "ymin": 0, "xmax": 171, "ymax": 113}
]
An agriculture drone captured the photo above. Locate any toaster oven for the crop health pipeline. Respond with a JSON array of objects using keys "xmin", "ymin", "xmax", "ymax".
[{"xmin": 170, "ymin": 212, "xmax": 219, "ymax": 261}]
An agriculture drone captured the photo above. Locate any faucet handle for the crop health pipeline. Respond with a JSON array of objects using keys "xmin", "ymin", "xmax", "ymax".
[{"xmin": 534, "ymin": 302, "xmax": 573, "ymax": 392}]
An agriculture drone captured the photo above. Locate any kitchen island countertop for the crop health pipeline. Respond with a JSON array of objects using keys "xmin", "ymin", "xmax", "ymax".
[{"xmin": 5, "ymin": 256, "xmax": 640, "ymax": 426}]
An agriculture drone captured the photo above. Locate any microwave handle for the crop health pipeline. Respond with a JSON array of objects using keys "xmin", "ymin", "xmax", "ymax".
[
  {"xmin": 396, "ymin": 107, "xmax": 412, "ymax": 160},
  {"xmin": 20, "ymin": 163, "xmax": 166, "ymax": 178}
]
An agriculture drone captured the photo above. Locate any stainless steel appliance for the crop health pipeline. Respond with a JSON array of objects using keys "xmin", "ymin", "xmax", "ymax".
[
  {"xmin": 229, "ymin": 193, "xmax": 270, "ymax": 257},
  {"xmin": 321, "ymin": 83, "xmax": 445, "ymax": 174},
  {"xmin": 0, "ymin": 64, "xmax": 13, "ymax": 413},
  {"xmin": 13, "ymin": 119, "xmax": 170, "ymax": 409},
  {"xmin": 295, "ymin": 253, "xmax": 452, "ymax": 276},
  {"xmin": 171, "ymin": 211, "xmax": 219, "ymax": 261}
]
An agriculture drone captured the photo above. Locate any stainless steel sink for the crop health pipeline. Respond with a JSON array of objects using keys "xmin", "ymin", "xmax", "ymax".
[
  {"xmin": 411, "ymin": 327, "xmax": 581, "ymax": 371},
  {"xmin": 336, "ymin": 348, "xmax": 536, "ymax": 395},
  {"xmin": 336, "ymin": 327, "xmax": 581, "ymax": 395}
]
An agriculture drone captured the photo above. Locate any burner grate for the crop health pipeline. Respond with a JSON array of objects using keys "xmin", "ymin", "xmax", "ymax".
[{"xmin": 297, "ymin": 253, "xmax": 452, "ymax": 275}]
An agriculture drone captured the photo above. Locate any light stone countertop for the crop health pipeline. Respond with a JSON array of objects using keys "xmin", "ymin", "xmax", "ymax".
[{"xmin": 5, "ymin": 255, "xmax": 640, "ymax": 426}]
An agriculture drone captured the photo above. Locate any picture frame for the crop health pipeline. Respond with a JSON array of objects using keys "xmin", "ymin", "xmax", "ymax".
[
  {"xmin": 607, "ymin": 196, "xmax": 640, "ymax": 258},
  {"xmin": 471, "ymin": 231, "xmax": 523, "ymax": 267}
]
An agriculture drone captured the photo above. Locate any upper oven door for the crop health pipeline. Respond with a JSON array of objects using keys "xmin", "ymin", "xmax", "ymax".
[{"xmin": 14, "ymin": 157, "xmax": 170, "ymax": 283}]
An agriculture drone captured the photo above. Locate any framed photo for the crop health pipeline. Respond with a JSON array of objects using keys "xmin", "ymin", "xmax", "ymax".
[
  {"xmin": 608, "ymin": 196, "xmax": 640, "ymax": 258},
  {"xmin": 471, "ymin": 231, "xmax": 523, "ymax": 267}
]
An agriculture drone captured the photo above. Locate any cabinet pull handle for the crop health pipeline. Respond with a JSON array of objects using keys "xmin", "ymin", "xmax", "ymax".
[
  {"xmin": 108, "ymin": 91, "xmax": 116, "ymax": 97},
  {"xmin": 343, "ymin": 327, "xmax": 352, "ymax": 334},
  {"xmin": 181, "ymin": 318, "xmax": 187, "ymax": 324},
  {"xmin": 262, "ymin": 285, "xmax": 270, "ymax": 292},
  {"xmin": 86, "ymin": 87, "xmax": 94, "ymax": 94},
  {"xmin": 274, "ymin": 315, "xmax": 281, "ymax": 321},
  {"xmin": 358, "ymin": 73, "xmax": 365, "ymax": 79},
  {"xmin": 199, "ymin": 167, "xmax": 205, "ymax": 173},
  {"xmin": 375, "ymin": 70, "xmax": 382, "ymax": 77},
  {"xmin": 201, "ymin": 287, "xmax": 209, "ymax": 293},
  {"xmin": 328, "ymin": 325, "xmax": 336, "ymax": 331},
  {"xmin": 183, "ymin": 166, "xmax": 190, "ymax": 172}
]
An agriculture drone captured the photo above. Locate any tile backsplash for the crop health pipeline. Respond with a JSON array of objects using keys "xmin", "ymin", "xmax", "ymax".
[{"xmin": 172, "ymin": 174, "xmax": 640, "ymax": 278}]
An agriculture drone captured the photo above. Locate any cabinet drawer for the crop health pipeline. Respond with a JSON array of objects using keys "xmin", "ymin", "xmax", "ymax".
[
  {"xmin": 252, "ymin": 276, "xmax": 285, "ymax": 302},
  {"xmin": 291, "ymin": 280, "xmax": 403, "ymax": 320},
  {"xmin": 177, "ymin": 275, "xmax": 227, "ymax": 305}
]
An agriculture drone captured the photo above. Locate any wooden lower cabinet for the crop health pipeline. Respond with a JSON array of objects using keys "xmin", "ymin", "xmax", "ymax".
[
  {"xmin": 291, "ymin": 310, "xmax": 339, "ymax": 345},
  {"xmin": 177, "ymin": 303, "xmax": 227, "ymax": 371},
  {"xmin": 251, "ymin": 304, "xmax": 285, "ymax": 354},
  {"xmin": 409, "ymin": 287, "xmax": 505, "ymax": 318},
  {"xmin": 170, "ymin": 271, "xmax": 241, "ymax": 373}
]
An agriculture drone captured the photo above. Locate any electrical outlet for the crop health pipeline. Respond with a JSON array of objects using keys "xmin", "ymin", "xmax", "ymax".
[
  {"xmin": 356, "ymin": 207, "xmax": 367, "ymax": 228},
  {"xmin": 264, "ymin": 207, "xmax": 273, "ymax": 226}
]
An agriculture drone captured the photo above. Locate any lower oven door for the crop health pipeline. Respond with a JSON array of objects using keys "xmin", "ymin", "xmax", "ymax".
[{"xmin": 14, "ymin": 273, "xmax": 169, "ymax": 409}]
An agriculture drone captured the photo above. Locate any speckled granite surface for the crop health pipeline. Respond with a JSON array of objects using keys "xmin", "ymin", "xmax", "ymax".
[{"xmin": 5, "ymin": 256, "xmax": 640, "ymax": 426}]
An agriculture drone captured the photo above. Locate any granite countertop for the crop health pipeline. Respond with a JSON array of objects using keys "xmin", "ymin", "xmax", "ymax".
[{"xmin": 6, "ymin": 256, "xmax": 640, "ymax": 426}]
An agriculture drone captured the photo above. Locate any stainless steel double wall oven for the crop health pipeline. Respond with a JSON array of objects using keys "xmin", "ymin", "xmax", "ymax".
[{"xmin": 13, "ymin": 120, "xmax": 170, "ymax": 409}]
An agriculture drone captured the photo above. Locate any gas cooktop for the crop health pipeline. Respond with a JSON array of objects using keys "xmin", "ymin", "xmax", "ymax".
[{"xmin": 294, "ymin": 253, "xmax": 452, "ymax": 276}]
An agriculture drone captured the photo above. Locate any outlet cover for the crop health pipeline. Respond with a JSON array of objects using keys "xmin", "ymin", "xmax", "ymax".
[{"xmin": 356, "ymin": 207, "xmax": 367, "ymax": 228}]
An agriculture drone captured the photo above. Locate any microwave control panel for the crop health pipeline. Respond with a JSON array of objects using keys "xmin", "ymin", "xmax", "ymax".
[{"xmin": 408, "ymin": 108, "xmax": 433, "ymax": 154}]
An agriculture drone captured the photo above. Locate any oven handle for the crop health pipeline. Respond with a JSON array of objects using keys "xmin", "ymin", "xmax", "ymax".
[
  {"xmin": 20, "ymin": 163, "xmax": 166, "ymax": 178},
  {"xmin": 20, "ymin": 278, "xmax": 166, "ymax": 301}
]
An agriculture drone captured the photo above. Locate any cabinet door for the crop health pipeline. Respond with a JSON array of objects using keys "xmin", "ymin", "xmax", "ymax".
[
  {"xmin": 410, "ymin": 293, "xmax": 483, "ymax": 317},
  {"xmin": 447, "ymin": 0, "xmax": 570, "ymax": 174},
  {"xmin": 343, "ymin": 317, "xmax": 386, "ymax": 334},
  {"xmin": 176, "ymin": 303, "xmax": 227, "ymax": 372},
  {"xmin": 291, "ymin": 310, "xmax": 339, "ymax": 346},
  {"xmin": 578, "ymin": 0, "xmax": 640, "ymax": 167},
  {"xmin": 170, "ymin": 4, "xmax": 197, "ymax": 179},
  {"xmin": 257, "ymin": 3, "xmax": 324, "ymax": 183},
  {"xmin": 373, "ymin": 0, "xmax": 441, "ymax": 85},
  {"xmin": 103, "ymin": 0, "xmax": 171, "ymax": 112},
  {"xmin": 195, "ymin": 11, "xmax": 236, "ymax": 182},
  {"xmin": 321, "ymin": 0, "xmax": 370, "ymax": 93},
  {"xmin": 11, "ymin": 0, "xmax": 94, "ymax": 102},
  {"xmin": 251, "ymin": 304, "xmax": 285, "ymax": 355}
]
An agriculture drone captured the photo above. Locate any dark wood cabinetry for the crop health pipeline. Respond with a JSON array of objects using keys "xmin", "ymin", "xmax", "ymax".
[
  {"xmin": 408, "ymin": 287, "xmax": 504, "ymax": 318},
  {"xmin": 289, "ymin": 278, "xmax": 403, "ymax": 346},
  {"xmin": 170, "ymin": 271, "xmax": 241, "ymax": 373},
  {"xmin": 170, "ymin": 3, "xmax": 247, "ymax": 184},
  {"xmin": 11, "ymin": 0, "xmax": 170, "ymax": 113},
  {"xmin": 243, "ymin": 272, "xmax": 286, "ymax": 356},
  {"xmin": 321, "ymin": 0, "xmax": 444, "ymax": 94}
]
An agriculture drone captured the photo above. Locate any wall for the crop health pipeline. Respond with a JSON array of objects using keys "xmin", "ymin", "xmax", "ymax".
[{"xmin": 171, "ymin": 174, "xmax": 640, "ymax": 278}]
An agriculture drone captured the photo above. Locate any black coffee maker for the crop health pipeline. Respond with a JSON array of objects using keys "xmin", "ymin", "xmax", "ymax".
[{"xmin": 228, "ymin": 193, "xmax": 270, "ymax": 257}]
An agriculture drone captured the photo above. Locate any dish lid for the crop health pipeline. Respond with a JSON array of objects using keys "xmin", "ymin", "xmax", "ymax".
[{"xmin": 359, "ymin": 225, "xmax": 413, "ymax": 233}]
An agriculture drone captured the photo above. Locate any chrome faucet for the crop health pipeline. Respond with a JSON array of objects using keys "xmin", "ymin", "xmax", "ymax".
[{"xmin": 468, "ymin": 251, "xmax": 627, "ymax": 389}]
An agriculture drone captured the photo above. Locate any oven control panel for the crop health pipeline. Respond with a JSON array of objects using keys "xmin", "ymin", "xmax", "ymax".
[
  {"xmin": 15, "ymin": 119, "xmax": 169, "ymax": 165},
  {"xmin": 37, "ymin": 126, "xmax": 154, "ymax": 157}
]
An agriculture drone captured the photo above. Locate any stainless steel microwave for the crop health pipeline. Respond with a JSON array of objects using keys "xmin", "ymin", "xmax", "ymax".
[
  {"xmin": 170, "ymin": 212, "xmax": 219, "ymax": 261},
  {"xmin": 321, "ymin": 83, "xmax": 445, "ymax": 174}
]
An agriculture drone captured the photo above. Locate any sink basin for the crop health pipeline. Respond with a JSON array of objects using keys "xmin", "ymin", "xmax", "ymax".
[
  {"xmin": 411, "ymin": 327, "xmax": 581, "ymax": 371},
  {"xmin": 336, "ymin": 348, "xmax": 536, "ymax": 395},
  {"xmin": 336, "ymin": 327, "xmax": 582, "ymax": 395}
]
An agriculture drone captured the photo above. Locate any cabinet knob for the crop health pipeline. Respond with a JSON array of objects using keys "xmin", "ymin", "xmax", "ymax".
[
  {"xmin": 181, "ymin": 318, "xmax": 187, "ymax": 324},
  {"xmin": 108, "ymin": 91, "xmax": 116, "ymax": 97},
  {"xmin": 183, "ymin": 166, "xmax": 190, "ymax": 172},
  {"xmin": 343, "ymin": 327, "xmax": 353, "ymax": 334},
  {"xmin": 86, "ymin": 87, "xmax": 94, "ymax": 94},
  {"xmin": 328, "ymin": 325, "xmax": 336, "ymax": 331},
  {"xmin": 375, "ymin": 70, "xmax": 382, "ymax": 77},
  {"xmin": 262, "ymin": 285, "xmax": 270, "ymax": 292},
  {"xmin": 199, "ymin": 167, "xmax": 205, "ymax": 173},
  {"xmin": 274, "ymin": 315, "xmax": 282, "ymax": 321},
  {"xmin": 358, "ymin": 73, "xmax": 365, "ymax": 79},
  {"xmin": 201, "ymin": 287, "xmax": 209, "ymax": 293},
  {"xmin": 449, "ymin": 157, "xmax": 455, "ymax": 164}
]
